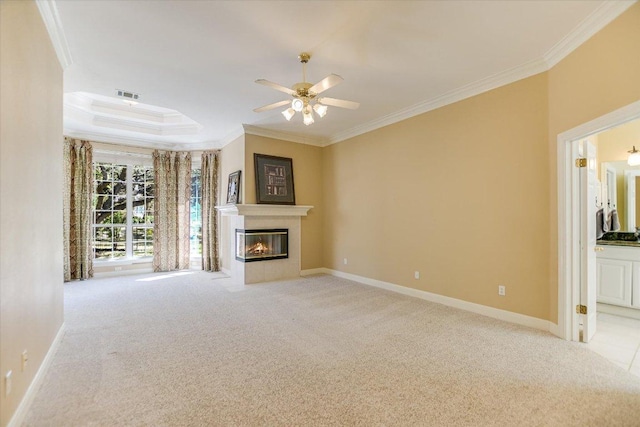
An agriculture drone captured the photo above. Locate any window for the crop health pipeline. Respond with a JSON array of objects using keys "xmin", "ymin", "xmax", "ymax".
[
  {"xmin": 93, "ymin": 162, "xmax": 154, "ymax": 260},
  {"xmin": 190, "ymin": 168, "xmax": 202, "ymax": 256},
  {"xmin": 132, "ymin": 166, "xmax": 154, "ymax": 257}
]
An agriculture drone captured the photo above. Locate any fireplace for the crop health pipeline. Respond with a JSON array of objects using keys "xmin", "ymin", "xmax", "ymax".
[
  {"xmin": 235, "ymin": 229, "xmax": 288, "ymax": 262},
  {"xmin": 216, "ymin": 204, "xmax": 312, "ymax": 284}
]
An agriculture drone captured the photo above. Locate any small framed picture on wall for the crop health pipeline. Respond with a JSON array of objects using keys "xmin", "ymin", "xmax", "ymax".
[{"xmin": 227, "ymin": 170, "xmax": 241, "ymax": 204}]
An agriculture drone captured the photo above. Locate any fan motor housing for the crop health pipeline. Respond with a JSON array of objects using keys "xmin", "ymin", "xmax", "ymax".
[{"xmin": 292, "ymin": 82, "xmax": 315, "ymax": 99}]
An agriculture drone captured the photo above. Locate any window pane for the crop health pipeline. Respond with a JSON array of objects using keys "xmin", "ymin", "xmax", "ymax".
[
  {"xmin": 95, "ymin": 182, "xmax": 111, "ymax": 197},
  {"xmin": 115, "ymin": 182, "xmax": 127, "ymax": 196},
  {"xmin": 94, "ymin": 227, "xmax": 112, "ymax": 260},
  {"xmin": 114, "ymin": 227, "xmax": 126, "ymax": 242},
  {"xmin": 111, "ymin": 165, "xmax": 126, "ymax": 182},
  {"xmin": 95, "ymin": 211, "xmax": 113, "ymax": 224},
  {"xmin": 132, "ymin": 227, "xmax": 145, "ymax": 240},
  {"xmin": 112, "ymin": 212, "xmax": 127, "ymax": 224},
  {"xmin": 132, "ymin": 166, "xmax": 145, "ymax": 183},
  {"xmin": 113, "ymin": 243, "xmax": 126, "ymax": 258},
  {"xmin": 133, "ymin": 241, "xmax": 145, "ymax": 257}
]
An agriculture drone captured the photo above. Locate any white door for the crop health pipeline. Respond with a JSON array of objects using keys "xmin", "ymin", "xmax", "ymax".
[{"xmin": 579, "ymin": 139, "xmax": 598, "ymax": 342}]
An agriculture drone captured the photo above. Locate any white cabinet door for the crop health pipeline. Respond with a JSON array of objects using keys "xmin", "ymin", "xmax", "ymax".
[
  {"xmin": 597, "ymin": 258, "xmax": 633, "ymax": 307},
  {"xmin": 633, "ymin": 262, "xmax": 640, "ymax": 308}
]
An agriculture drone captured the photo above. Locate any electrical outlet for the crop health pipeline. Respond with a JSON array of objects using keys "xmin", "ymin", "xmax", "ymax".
[
  {"xmin": 498, "ymin": 285, "xmax": 506, "ymax": 296},
  {"xmin": 343, "ymin": 258, "xmax": 348, "ymax": 265},
  {"xmin": 5, "ymin": 371, "xmax": 12, "ymax": 396},
  {"xmin": 414, "ymin": 271, "xmax": 420, "ymax": 279},
  {"xmin": 115, "ymin": 266, "xmax": 123, "ymax": 271}
]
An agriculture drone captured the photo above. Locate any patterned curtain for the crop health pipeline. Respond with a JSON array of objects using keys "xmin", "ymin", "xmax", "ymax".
[
  {"xmin": 153, "ymin": 151, "xmax": 191, "ymax": 271},
  {"xmin": 201, "ymin": 151, "xmax": 220, "ymax": 271},
  {"xmin": 63, "ymin": 137, "xmax": 94, "ymax": 281}
]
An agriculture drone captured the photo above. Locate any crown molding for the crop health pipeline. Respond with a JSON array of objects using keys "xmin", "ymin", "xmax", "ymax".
[
  {"xmin": 63, "ymin": 128, "xmax": 218, "ymax": 152},
  {"xmin": 543, "ymin": 0, "xmax": 637, "ymax": 68},
  {"xmin": 328, "ymin": 57, "xmax": 548, "ymax": 145},
  {"xmin": 36, "ymin": 0, "xmax": 73, "ymax": 69},
  {"xmin": 328, "ymin": 1, "xmax": 635, "ymax": 146},
  {"xmin": 242, "ymin": 124, "xmax": 328, "ymax": 147}
]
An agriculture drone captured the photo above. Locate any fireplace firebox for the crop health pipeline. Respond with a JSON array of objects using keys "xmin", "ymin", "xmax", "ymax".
[{"xmin": 235, "ymin": 229, "xmax": 288, "ymax": 262}]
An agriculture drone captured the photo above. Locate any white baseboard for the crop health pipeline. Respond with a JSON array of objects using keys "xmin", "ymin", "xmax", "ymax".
[
  {"xmin": 548, "ymin": 322, "xmax": 561, "ymax": 337},
  {"xmin": 93, "ymin": 267, "xmax": 154, "ymax": 278},
  {"xmin": 300, "ymin": 268, "xmax": 326, "ymax": 276},
  {"xmin": 317, "ymin": 268, "xmax": 553, "ymax": 333},
  {"xmin": 8, "ymin": 323, "xmax": 66, "ymax": 427},
  {"xmin": 597, "ymin": 302, "xmax": 640, "ymax": 320},
  {"xmin": 221, "ymin": 267, "xmax": 231, "ymax": 276}
]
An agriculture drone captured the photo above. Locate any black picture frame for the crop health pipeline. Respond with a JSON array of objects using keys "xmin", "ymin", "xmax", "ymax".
[
  {"xmin": 226, "ymin": 170, "xmax": 241, "ymax": 204},
  {"xmin": 254, "ymin": 153, "xmax": 295, "ymax": 205}
]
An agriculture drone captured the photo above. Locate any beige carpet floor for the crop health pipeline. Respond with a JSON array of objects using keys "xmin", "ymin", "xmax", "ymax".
[{"xmin": 23, "ymin": 272, "xmax": 640, "ymax": 426}]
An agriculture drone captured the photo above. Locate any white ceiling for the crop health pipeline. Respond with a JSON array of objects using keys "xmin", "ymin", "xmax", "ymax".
[{"xmin": 48, "ymin": 0, "xmax": 635, "ymax": 149}]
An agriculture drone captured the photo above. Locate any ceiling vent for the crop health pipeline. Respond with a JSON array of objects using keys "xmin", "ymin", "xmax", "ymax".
[{"xmin": 116, "ymin": 89, "xmax": 140, "ymax": 100}]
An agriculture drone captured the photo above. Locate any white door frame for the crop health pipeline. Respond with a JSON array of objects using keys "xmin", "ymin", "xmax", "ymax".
[{"xmin": 557, "ymin": 100, "xmax": 640, "ymax": 340}]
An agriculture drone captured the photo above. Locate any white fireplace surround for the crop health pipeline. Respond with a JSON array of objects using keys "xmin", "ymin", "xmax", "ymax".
[{"xmin": 216, "ymin": 204, "xmax": 313, "ymax": 284}]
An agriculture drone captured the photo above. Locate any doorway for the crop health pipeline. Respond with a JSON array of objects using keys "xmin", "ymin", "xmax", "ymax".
[{"xmin": 557, "ymin": 100, "xmax": 640, "ymax": 344}]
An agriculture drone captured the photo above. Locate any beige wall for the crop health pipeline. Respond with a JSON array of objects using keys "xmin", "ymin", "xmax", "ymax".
[
  {"xmin": 324, "ymin": 73, "xmax": 550, "ymax": 319},
  {"xmin": 244, "ymin": 135, "xmax": 324, "ymax": 270},
  {"xmin": 548, "ymin": 3, "xmax": 640, "ymax": 322},
  {"xmin": 597, "ymin": 119, "xmax": 640, "ymax": 164},
  {"xmin": 219, "ymin": 134, "xmax": 244, "ymax": 269},
  {"xmin": 220, "ymin": 135, "xmax": 245, "ymax": 204},
  {"xmin": 321, "ymin": 3, "xmax": 640, "ymax": 324},
  {"xmin": 0, "ymin": 1, "xmax": 64, "ymax": 425}
]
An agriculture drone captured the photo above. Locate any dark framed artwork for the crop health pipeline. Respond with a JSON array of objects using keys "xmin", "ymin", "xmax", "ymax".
[
  {"xmin": 226, "ymin": 170, "xmax": 241, "ymax": 204},
  {"xmin": 254, "ymin": 153, "xmax": 295, "ymax": 205}
]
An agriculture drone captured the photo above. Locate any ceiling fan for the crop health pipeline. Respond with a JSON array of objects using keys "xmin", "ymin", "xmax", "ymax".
[{"xmin": 253, "ymin": 52, "xmax": 359, "ymax": 126}]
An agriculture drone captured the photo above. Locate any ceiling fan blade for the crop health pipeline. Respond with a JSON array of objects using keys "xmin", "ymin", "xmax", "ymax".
[
  {"xmin": 318, "ymin": 97, "xmax": 360, "ymax": 110},
  {"xmin": 309, "ymin": 74, "xmax": 343, "ymax": 96},
  {"xmin": 255, "ymin": 79, "xmax": 296, "ymax": 96},
  {"xmin": 253, "ymin": 99, "xmax": 291, "ymax": 113}
]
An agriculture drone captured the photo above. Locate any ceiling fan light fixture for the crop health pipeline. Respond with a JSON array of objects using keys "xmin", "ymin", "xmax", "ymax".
[
  {"xmin": 303, "ymin": 109, "xmax": 314, "ymax": 126},
  {"xmin": 313, "ymin": 103, "xmax": 328, "ymax": 118},
  {"xmin": 282, "ymin": 108, "xmax": 295, "ymax": 121},
  {"xmin": 292, "ymin": 98, "xmax": 304, "ymax": 112}
]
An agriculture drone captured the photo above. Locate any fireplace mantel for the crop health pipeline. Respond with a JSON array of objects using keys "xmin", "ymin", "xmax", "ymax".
[{"xmin": 215, "ymin": 204, "xmax": 313, "ymax": 217}]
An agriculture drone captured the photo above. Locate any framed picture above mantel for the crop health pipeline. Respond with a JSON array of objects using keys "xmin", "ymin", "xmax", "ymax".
[{"xmin": 254, "ymin": 153, "xmax": 295, "ymax": 205}]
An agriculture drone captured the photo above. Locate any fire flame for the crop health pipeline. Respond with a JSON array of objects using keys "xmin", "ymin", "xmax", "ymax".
[{"xmin": 248, "ymin": 241, "xmax": 269, "ymax": 255}]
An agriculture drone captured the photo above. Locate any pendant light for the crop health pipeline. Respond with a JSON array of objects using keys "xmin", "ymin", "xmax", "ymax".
[{"xmin": 628, "ymin": 146, "xmax": 640, "ymax": 166}]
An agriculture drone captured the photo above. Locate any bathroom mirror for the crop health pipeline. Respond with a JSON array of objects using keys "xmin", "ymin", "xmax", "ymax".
[{"xmin": 600, "ymin": 161, "xmax": 640, "ymax": 232}]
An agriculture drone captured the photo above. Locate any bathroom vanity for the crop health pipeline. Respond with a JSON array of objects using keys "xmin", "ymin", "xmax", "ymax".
[{"xmin": 596, "ymin": 241, "xmax": 640, "ymax": 309}]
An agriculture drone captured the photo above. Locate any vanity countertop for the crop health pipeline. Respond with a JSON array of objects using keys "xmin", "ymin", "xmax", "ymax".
[{"xmin": 596, "ymin": 240, "xmax": 640, "ymax": 247}]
